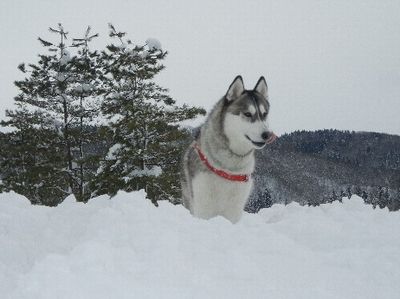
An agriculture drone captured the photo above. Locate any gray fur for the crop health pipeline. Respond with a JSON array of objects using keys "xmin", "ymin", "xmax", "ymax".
[
  {"xmin": 227, "ymin": 91, "xmax": 270, "ymax": 122},
  {"xmin": 181, "ymin": 76, "xmax": 271, "ymax": 222}
]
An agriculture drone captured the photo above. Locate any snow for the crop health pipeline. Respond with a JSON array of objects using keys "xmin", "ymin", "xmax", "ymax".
[
  {"xmin": 1, "ymin": 191, "xmax": 399, "ymax": 299},
  {"xmin": 55, "ymin": 73, "xmax": 68, "ymax": 82},
  {"xmin": 145, "ymin": 38, "xmax": 162, "ymax": 51},
  {"xmin": 140, "ymin": 50, "xmax": 149, "ymax": 58},
  {"xmin": 127, "ymin": 165, "xmax": 162, "ymax": 179},
  {"xmin": 74, "ymin": 83, "xmax": 92, "ymax": 93},
  {"xmin": 59, "ymin": 49, "xmax": 72, "ymax": 66},
  {"xmin": 105, "ymin": 143, "xmax": 122, "ymax": 160}
]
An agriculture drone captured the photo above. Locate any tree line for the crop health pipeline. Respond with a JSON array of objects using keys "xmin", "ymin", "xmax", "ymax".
[{"xmin": 246, "ymin": 129, "xmax": 400, "ymax": 212}]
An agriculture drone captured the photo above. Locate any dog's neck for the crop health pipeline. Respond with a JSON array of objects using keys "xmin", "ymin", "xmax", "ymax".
[{"xmin": 200, "ymin": 135, "xmax": 254, "ymax": 171}]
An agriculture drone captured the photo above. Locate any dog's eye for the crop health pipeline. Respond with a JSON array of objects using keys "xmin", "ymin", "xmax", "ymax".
[
  {"xmin": 262, "ymin": 112, "xmax": 267, "ymax": 118},
  {"xmin": 244, "ymin": 112, "xmax": 252, "ymax": 118}
]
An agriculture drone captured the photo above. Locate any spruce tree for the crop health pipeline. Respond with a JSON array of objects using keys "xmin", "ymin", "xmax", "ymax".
[
  {"xmin": 68, "ymin": 26, "xmax": 104, "ymax": 201},
  {"xmin": 0, "ymin": 128, "xmax": 67, "ymax": 205},
  {"xmin": 93, "ymin": 24, "xmax": 205, "ymax": 203},
  {"xmin": 1, "ymin": 24, "xmax": 103, "ymax": 204},
  {"xmin": 1, "ymin": 23, "xmax": 204, "ymax": 205}
]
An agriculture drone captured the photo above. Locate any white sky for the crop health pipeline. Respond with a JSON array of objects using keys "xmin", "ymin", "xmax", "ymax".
[{"xmin": 1, "ymin": 0, "xmax": 399, "ymax": 135}]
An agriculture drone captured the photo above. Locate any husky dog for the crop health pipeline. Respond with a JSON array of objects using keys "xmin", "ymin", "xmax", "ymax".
[{"xmin": 181, "ymin": 76, "xmax": 276, "ymax": 223}]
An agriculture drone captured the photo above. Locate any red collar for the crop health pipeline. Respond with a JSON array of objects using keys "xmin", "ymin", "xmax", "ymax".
[{"xmin": 193, "ymin": 143, "xmax": 250, "ymax": 182}]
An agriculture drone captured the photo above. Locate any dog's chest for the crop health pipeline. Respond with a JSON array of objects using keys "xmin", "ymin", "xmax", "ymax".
[{"xmin": 192, "ymin": 171, "xmax": 253, "ymax": 208}]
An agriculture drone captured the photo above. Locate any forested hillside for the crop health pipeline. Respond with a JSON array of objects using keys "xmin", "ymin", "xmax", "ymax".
[{"xmin": 247, "ymin": 130, "xmax": 400, "ymax": 212}]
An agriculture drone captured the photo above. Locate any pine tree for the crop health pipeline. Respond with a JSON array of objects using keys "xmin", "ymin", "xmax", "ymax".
[
  {"xmin": 246, "ymin": 187, "xmax": 273, "ymax": 213},
  {"xmin": 0, "ymin": 129, "xmax": 68, "ymax": 205},
  {"xmin": 0, "ymin": 24, "xmax": 103, "ymax": 204},
  {"xmin": 93, "ymin": 24, "xmax": 205, "ymax": 203},
  {"xmin": 68, "ymin": 26, "xmax": 104, "ymax": 201},
  {"xmin": 0, "ymin": 133, "xmax": 4, "ymax": 193},
  {"xmin": 1, "ymin": 23, "xmax": 205, "ymax": 205}
]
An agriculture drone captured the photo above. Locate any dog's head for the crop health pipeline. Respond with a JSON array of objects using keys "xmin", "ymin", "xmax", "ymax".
[{"xmin": 223, "ymin": 76, "xmax": 274, "ymax": 153}]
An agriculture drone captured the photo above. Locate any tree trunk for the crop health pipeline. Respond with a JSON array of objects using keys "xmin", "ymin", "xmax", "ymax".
[{"xmin": 62, "ymin": 96, "xmax": 73, "ymax": 192}]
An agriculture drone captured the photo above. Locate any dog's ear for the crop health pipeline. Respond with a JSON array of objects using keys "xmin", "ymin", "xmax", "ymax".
[
  {"xmin": 226, "ymin": 75, "xmax": 244, "ymax": 102},
  {"xmin": 254, "ymin": 76, "xmax": 268, "ymax": 98}
]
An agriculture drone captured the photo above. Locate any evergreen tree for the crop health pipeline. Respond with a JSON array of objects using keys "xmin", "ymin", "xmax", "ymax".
[
  {"xmin": 246, "ymin": 187, "xmax": 273, "ymax": 213},
  {"xmin": 0, "ymin": 24, "xmax": 103, "ymax": 204},
  {"xmin": 378, "ymin": 186, "xmax": 389, "ymax": 209},
  {"xmin": 68, "ymin": 26, "xmax": 104, "ymax": 201},
  {"xmin": 0, "ymin": 129, "xmax": 67, "ymax": 205},
  {"xmin": 93, "ymin": 24, "xmax": 205, "ymax": 203}
]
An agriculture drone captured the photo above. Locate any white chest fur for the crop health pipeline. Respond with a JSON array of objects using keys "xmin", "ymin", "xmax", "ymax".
[{"xmin": 190, "ymin": 171, "xmax": 253, "ymax": 223}]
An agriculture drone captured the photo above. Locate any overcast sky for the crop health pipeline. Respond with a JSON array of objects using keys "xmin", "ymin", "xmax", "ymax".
[{"xmin": 1, "ymin": 0, "xmax": 399, "ymax": 135}]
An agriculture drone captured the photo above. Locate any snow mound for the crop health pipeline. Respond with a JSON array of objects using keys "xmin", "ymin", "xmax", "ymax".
[
  {"xmin": 145, "ymin": 38, "xmax": 162, "ymax": 51},
  {"xmin": 1, "ymin": 191, "xmax": 399, "ymax": 299}
]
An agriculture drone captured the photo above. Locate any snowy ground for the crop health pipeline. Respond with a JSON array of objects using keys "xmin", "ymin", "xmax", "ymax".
[{"xmin": 1, "ymin": 191, "xmax": 399, "ymax": 299}]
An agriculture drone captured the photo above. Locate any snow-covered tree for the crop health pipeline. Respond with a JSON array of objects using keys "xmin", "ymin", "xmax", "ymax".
[
  {"xmin": 67, "ymin": 26, "xmax": 104, "ymax": 201},
  {"xmin": 1, "ymin": 23, "xmax": 204, "ymax": 205},
  {"xmin": 0, "ymin": 24, "xmax": 103, "ymax": 203},
  {"xmin": 93, "ymin": 24, "xmax": 205, "ymax": 203},
  {"xmin": 0, "ymin": 129, "xmax": 67, "ymax": 205}
]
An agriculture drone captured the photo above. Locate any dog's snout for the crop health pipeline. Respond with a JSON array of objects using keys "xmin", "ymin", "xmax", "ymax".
[{"xmin": 261, "ymin": 131, "xmax": 269, "ymax": 141}]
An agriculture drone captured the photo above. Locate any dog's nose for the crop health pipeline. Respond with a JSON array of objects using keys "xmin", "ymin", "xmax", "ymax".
[{"xmin": 261, "ymin": 131, "xmax": 270, "ymax": 141}]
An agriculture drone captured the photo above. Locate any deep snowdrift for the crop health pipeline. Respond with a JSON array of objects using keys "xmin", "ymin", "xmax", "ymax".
[{"xmin": 1, "ymin": 191, "xmax": 399, "ymax": 299}]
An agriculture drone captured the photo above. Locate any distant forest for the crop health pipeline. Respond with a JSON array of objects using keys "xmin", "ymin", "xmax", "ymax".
[{"xmin": 247, "ymin": 129, "xmax": 400, "ymax": 212}]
